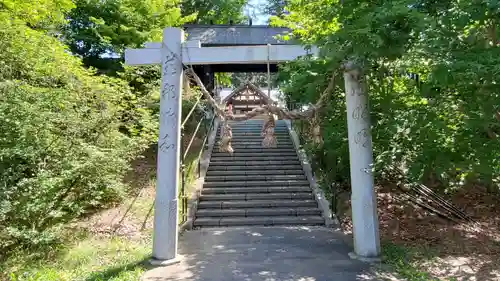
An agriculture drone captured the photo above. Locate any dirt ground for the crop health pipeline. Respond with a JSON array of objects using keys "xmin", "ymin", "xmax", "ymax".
[
  {"xmin": 341, "ymin": 185, "xmax": 500, "ymax": 281},
  {"xmin": 76, "ymin": 186, "xmax": 155, "ymax": 240}
]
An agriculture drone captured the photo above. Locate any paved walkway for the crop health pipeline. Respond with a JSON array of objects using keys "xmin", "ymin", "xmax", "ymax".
[{"xmin": 142, "ymin": 226, "xmax": 380, "ymax": 281}]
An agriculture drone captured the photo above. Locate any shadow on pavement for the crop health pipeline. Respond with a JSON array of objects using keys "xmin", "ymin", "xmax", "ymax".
[{"xmin": 142, "ymin": 226, "xmax": 384, "ymax": 281}]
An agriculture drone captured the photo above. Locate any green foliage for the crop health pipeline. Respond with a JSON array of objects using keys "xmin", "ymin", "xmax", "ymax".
[
  {"xmin": 231, "ymin": 72, "xmax": 278, "ymax": 88},
  {"xmin": 181, "ymin": 0, "xmax": 248, "ymax": 24},
  {"xmin": 0, "ymin": 0, "xmax": 75, "ymax": 28},
  {"xmin": 63, "ymin": 0, "xmax": 193, "ymax": 70},
  {"xmin": 262, "ymin": 0, "xmax": 288, "ymax": 19},
  {"xmin": 0, "ymin": 5, "xmax": 156, "ymax": 251},
  {"xmin": 274, "ymin": 0, "xmax": 500, "ymax": 193}
]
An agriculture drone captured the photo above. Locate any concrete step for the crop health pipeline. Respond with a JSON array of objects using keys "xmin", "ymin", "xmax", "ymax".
[
  {"xmin": 212, "ymin": 148, "xmax": 296, "ymax": 153},
  {"xmin": 219, "ymin": 130, "xmax": 289, "ymax": 134},
  {"xmin": 217, "ymin": 132, "xmax": 290, "ymax": 135},
  {"xmin": 216, "ymin": 139, "xmax": 292, "ymax": 144},
  {"xmin": 201, "ymin": 186, "xmax": 312, "ymax": 194},
  {"xmin": 204, "ymin": 175, "xmax": 306, "ymax": 182},
  {"xmin": 206, "ymin": 169, "xmax": 305, "ymax": 176},
  {"xmin": 207, "ymin": 160, "xmax": 301, "ymax": 166},
  {"xmin": 217, "ymin": 130, "xmax": 289, "ymax": 134},
  {"xmin": 210, "ymin": 151, "xmax": 298, "ymax": 157},
  {"xmin": 221, "ymin": 129, "xmax": 289, "ymax": 133},
  {"xmin": 197, "ymin": 199, "xmax": 318, "ymax": 209},
  {"xmin": 213, "ymin": 139, "xmax": 294, "ymax": 144},
  {"xmin": 200, "ymin": 192, "xmax": 314, "ymax": 201},
  {"xmin": 216, "ymin": 141, "xmax": 292, "ymax": 145},
  {"xmin": 196, "ymin": 207, "xmax": 321, "ymax": 217},
  {"xmin": 214, "ymin": 141, "xmax": 294, "ymax": 144},
  {"xmin": 214, "ymin": 144, "xmax": 293, "ymax": 148},
  {"xmin": 224, "ymin": 121, "xmax": 283, "ymax": 123},
  {"xmin": 217, "ymin": 124, "xmax": 286, "ymax": 127},
  {"xmin": 193, "ymin": 216, "xmax": 325, "ymax": 227},
  {"xmin": 218, "ymin": 127, "xmax": 289, "ymax": 131},
  {"xmin": 210, "ymin": 156, "xmax": 298, "ymax": 162},
  {"xmin": 221, "ymin": 130, "xmax": 289, "ymax": 133},
  {"xmin": 207, "ymin": 164, "xmax": 303, "ymax": 171},
  {"xmin": 222, "ymin": 126, "xmax": 288, "ymax": 130},
  {"xmin": 216, "ymin": 134, "xmax": 291, "ymax": 139},
  {"xmin": 203, "ymin": 180, "xmax": 309, "ymax": 188},
  {"xmin": 225, "ymin": 122, "xmax": 288, "ymax": 126},
  {"xmin": 217, "ymin": 134, "xmax": 290, "ymax": 138},
  {"xmin": 213, "ymin": 145, "xmax": 295, "ymax": 150},
  {"xmin": 224, "ymin": 121, "xmax": 287, "ymax": 125},
  {"xmin": 211, "ymin": 150, "xmax": 296, "ymax": 156}
]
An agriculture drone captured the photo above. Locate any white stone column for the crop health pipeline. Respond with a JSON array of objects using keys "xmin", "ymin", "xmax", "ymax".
[
  {"xmin": 152, "ymin": 28, "xmax": 184, "ymax": 263},
  {"xmin": 343, "ymin": 62, "xmax": 381, "ymax": 259}
]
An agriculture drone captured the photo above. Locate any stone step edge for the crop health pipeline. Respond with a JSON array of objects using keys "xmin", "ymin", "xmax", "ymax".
[
  {"xmin": 210, "ymin": 157, "xmax": 298, "ymax": 160},
  {"xmin": 198, "ymin": 200, "xmax": 318, "ymax": 209},
  {"xmin": 206, "ymin": 170, "xmax": 305, "ymax": 175},
  {"xmin": 195, "ymin": 207, "xmax": 321, "ymax": 217},
  {"xmin": 207, "ymin": 167, "xmax": 303, "ymax": 171},
  {"xmin": 201, "ymin": 187, "xmax": 313, "ymax": 194},
  {"xmin": 206, "ymin": 169, "xmax": 304, "ymax": 172},
  {"xmin": 199, "ymin": 192, "xmax": 313, "ymax": 200},
  {"xmin": 203, "ymin": 180, "xmax": 309, "ymax": 187},
  {"xmin": 193, "ymin": 216, "xmax": 325, "ymax": 227},
  {"xmin": 207, "ymin": 162, "xmax": 302, "ymax": 166},
  {"xmin": 201, "ymin": 185, "xmax": 312, "ymax": 191},
  {"xmin": 203, "ymin": 179, "xmax": 307, "ymax": 183}
]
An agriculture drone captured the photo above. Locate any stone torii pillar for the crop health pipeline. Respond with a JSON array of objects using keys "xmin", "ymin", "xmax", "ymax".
[
  {"xmin": 126, "ymin": 28, "xmax": 184, "ymax": 264},
  {"xmin": 343, "ymin": 61, "xmax": 381, "ymax": 260}
]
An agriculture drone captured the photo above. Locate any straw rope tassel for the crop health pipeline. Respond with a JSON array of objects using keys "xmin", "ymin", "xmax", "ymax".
[
  {"xmin": 261, "ymin": 113, "xmax": 277, "ymax": 148},
  {"xmin": 218, "ymin": 104, "xmax": 234, "ymax": 153}
]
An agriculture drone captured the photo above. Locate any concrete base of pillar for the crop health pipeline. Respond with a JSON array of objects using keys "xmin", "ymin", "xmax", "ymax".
[
  {"xmin": 149, "ymin": 255, "xmax": 183, "ymax": 266},
  {"xmin": 348, "ymin": 252, "xmax": 381, "ymax": 263}
]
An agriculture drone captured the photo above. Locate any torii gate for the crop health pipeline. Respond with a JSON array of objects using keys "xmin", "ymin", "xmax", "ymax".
[{"xmin": 125, "ymin": 27, "xmax": 380, "ymax": 265}]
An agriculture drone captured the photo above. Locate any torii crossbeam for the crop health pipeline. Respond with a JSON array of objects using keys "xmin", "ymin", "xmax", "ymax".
[{"xmin": 125, "ymin": 27, "xmax": 380, "ymax": 265}]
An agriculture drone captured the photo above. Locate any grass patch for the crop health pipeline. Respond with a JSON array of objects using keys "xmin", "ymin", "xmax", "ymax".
[
  {"xmin": 4, "ymin": 233, "xmax": 151, "ymax": 281},
  {"xmin": 2, "ymin": 190, "xmax": 156, "ymax": 281},
  {"xmin": 381, "ymin": 242, "xmax": 453, "ymax": 281}
]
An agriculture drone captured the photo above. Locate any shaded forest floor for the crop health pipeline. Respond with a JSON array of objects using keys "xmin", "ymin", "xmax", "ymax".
[{"xmin": 340, "ymin": 185, "xmax": 500, "ymax": 281}]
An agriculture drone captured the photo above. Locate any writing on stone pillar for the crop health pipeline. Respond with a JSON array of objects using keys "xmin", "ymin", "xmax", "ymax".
[
  {"xmin": 159, "ymin": 50, "xmax": 179, "ymax": 154},
  {"xmin": 352, "ymin": 102, "xmax": 370, "ymax": 148},
  {"xmin": 348, "ymin": 72, "xmax": 374, "ymax": 175},
  {"xmin": 162, "ymin": 85, "xmax": 176, "ymax": 99},
  {"xmin": 159, "ymin": 132, "xmax": 174, "ymax": 153},
  {"xmin": 163, "ymin": 53, "xmax": 177, "ymax": 74}
]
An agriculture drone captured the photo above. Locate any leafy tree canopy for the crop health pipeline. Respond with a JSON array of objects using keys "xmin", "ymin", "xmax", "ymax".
[
  {"xmin": 181, "ymin": 0, "xmax": 249, "ymax": 24},
  {"xmin": 0, "ymin": 0, "xmax": 75, "ymax": 28},
  {"xmin": 62, "ymin": 0, "xmax": 195, "ymax": 69},
  {"xmin": 272, "ymin": 0, "xmax": 500, "ymax": 191}
]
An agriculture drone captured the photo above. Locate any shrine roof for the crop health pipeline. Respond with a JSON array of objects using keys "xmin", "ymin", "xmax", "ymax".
[
  {"xmin": 183, "ymin": 25, "xmax": 296, "ymax": 46},
  {"xmin": 222, "ymin": 82, "xmax": 275, "ymax": 105}
]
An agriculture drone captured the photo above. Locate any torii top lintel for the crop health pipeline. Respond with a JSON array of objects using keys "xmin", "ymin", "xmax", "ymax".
[
  {"xmin": 124, "ymin": 27, "xmax": 318, "ymax": 67},
  {"xmin": 183, "ymin": 25, "xmax": 296, "ymax": 46}
]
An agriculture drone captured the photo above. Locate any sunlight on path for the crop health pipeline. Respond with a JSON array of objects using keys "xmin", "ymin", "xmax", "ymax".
[{"xmin": 142, "ymin": 226, "xmax": 380, "ymax": 281}]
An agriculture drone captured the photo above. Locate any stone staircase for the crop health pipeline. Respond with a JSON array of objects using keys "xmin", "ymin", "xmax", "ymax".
[{"xmin": 193, "ymin": 119, "xmax": 325, "ymax": 227}]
